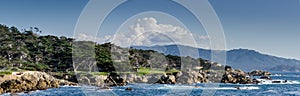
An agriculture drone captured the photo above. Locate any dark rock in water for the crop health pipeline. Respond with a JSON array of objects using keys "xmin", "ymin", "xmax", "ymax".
[
  {"xmin": 249, "ymin": 70, "xmax": 271, "ymax": 76},
  {"xmin": 234, "ymin": 86, "xmax": 240, "ymax": 90},
  {"xmin": 272, "ymin": 81, "xmax": 281, "ymax": 83},
  {"xmin": 125, "ymin": 87, "xmax": 133, "ymax": 91}
]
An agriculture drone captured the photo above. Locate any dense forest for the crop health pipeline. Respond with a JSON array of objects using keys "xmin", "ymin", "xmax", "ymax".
[
  {"xmin": 0, "ymin": 24, "xmax": 223, "ymax": 74},
  {"xmin": 0, "ymin": 24, "xmax": 73, "ymax": 72}
]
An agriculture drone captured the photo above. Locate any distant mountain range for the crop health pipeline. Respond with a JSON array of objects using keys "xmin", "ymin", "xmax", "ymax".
[{"xmin": 132, "ymin": 45, "xmax": 300, "ymax": 72}]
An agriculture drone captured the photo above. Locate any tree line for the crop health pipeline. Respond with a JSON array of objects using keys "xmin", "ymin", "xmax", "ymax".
[{"xmin": 0, "ymin": 24, "xmax": 222, "ymax": 73}]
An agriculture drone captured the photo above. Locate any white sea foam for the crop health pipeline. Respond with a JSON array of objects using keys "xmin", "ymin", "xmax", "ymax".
[
  {"xmin": 157, "ymin": 85, "xmax": 259, "ymax": 90},
  {"xmin": 256, "ymin": 79, "xmax": 300, "ymax": 85},
  {"xmin": 271, "ymin": 74, "xmax": 282, "ymax": 77}
]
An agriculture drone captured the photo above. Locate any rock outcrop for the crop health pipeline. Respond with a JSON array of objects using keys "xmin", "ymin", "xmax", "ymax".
[
  {"xmin": 101, "ymin": 70, "xmax": 209, "ymax": 85},
  {"xmin": 76, "ymin": 70, "xmax": 209, "ymax": 87},
  {"xmin": 0, "ymin": 71, "xmax": 77, "ymax": 94},
  {"xmin": 221, "ymin": 69, "xmax": 253, "ymax": 84},
  {"xmin": 156, "ymin": 74, "xmax": 176, "ymax": 84},
  {"xmin": 74, "ymin": 69, "xmax": 272, "ymax": 88},
  {"xmin": 176, "ymin": 71, "xmax": 208, "ymax": 84},
  {"xmin": 104, "ymin": 73, "xmax": 127, "ymax": 86}
]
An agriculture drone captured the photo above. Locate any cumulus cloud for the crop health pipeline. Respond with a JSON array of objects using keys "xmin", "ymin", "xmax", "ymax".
[
  {"xmin": 111, "ymin": 17, "xmax": 209, "ymax": 48},
  {"xmin": 75, "ymin": 33, "xmax": 111, "ymax": 43},
  {"xmin": 75, "ymin": 17, "xmax": 210, "ymax": 48}
]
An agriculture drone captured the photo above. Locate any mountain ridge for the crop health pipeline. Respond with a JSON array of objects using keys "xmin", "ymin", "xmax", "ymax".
[{"xmin": 132, "ymin": 44, "xmax": 300, "ymax": 72}]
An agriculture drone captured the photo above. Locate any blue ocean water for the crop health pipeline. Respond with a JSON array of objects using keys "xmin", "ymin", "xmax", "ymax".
[{"xmin": 2, "ymin": 72, "xmax": 300, "ymax": 96}]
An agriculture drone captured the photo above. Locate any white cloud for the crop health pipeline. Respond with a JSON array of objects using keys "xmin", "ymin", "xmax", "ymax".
[
  {"xmin": 75, "ymin": 33, "xmax": 111, "ymax": 43},
  {"xmin": 111, "ymin": 17, "xmax": 209, "ymax": 48},
  {"xmin": 76, "ymin": 17, "xmax": 210, "ymax": 48}
]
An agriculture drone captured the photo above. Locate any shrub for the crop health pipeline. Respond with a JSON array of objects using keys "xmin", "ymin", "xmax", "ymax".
[
  {"xmin": 0, "ymin": 70, "xmax": 12, "ymax": 75},
  {"xmin": 22, "ymin": 67, "xmax": 36, "ymax": 71},
  {"xmin": 137, "ymin": 68, "xmax": 150, "ymax": 75},
  {"xmin": 166, "ymin": 69, "xmax": 181, "ymax": 75}
]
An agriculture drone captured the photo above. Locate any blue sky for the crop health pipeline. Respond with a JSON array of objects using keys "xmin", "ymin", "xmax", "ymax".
[
  {"xmin": 0, "ymin": 0, "xmax": 88, "ymax": 36},
  {"xmin": 210, "ymin": 0, "xmax": 300, "ymax": 60},
  {"xmin": 0, "ymin": 0, "xmax": 300, "ymax": 60}
]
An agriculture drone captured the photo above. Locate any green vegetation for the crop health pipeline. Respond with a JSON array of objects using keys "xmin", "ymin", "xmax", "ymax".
[
  {"xmin": 166, "ymin": 69, "xmax": 181, "ymax": 74},
  {"xmin": 0, "ymin": 24, "xmax": 73, "ymax": 72},
  {"xmin": 0, "ymin": 70, "xmax": 12, "ymax": 75},
  {"xmin": 0, "ymin": 24, "xmax": 224, "ymax": 77},
  {"xmin": 137, "ymin": 68, "xmax": 151, "ymax": 75},
  {"xmin": 19, "ymin": 62, "xmax": 50, "ymax": 71}
]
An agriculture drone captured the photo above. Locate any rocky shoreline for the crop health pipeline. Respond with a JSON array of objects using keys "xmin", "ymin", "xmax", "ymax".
[
  {"xmin": 77, "ymin": 69, "xmax": 271, "ymax": 88},
  {"xmin": 0, "ymin": 69, "xmax": 271, "ymax": 94},
  {"xmin": 0, "ymin": 71, "xmax": 77, "ymax": 94}
]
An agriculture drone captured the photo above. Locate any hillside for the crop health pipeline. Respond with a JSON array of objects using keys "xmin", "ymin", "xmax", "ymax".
[
  {"xmin": 133, "ymin": 45, "xmax": 300, "ymax": 71},
  {"xmin": 0, "ymin": 24, "xmax": 222, "ymax": 74}
]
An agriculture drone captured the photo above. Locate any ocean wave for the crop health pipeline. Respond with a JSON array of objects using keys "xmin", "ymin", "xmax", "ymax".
[
  {"xmin": 284, "ymin": 91, "xmax": 300, "ymax": 95},
  {"xmin": 60, "ymin": 85, "xmax": 81, "ymax": 88},
  {"xmin": 257, "ymin": 89, "xmax": 279, "ymax": 94},
  {"xmin": 271, "ymin": 74, "xmax": 283, "ymax": 77}
]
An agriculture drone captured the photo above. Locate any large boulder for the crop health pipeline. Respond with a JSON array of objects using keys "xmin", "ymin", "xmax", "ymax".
[
  {"xmin": 0, "ymin": 88, "xmax": 3, "ymax": 94},
  {"xmin": 175, "ymin": 71, "xmax": 208, "ymax": 84},
  {"xmin": 136, "ymin": 76, "xmax": 148, "ymax": 83},
  {"xmin": 0, "ymin": 71, "xmax": 76, "ymax": 94},
  {"xmin": 36, "ymin": 80, "xmax": 47, "ymax": 90},
  {"xmin": 146, "ymin": 75, "xmax": 161, "ymax": 83},
  {"xmin": 155, "ymin": 73, "xmax": 177, "ymax": 84},
  {"xmin": 221, "ymin": 69, "xmax": 253, "ymax": 84},
  {"xmin": 51, "ymin": 81, "xmax": 60, "ymax": 88},
  {"xmin": 206, "ymin": 70, "xmax": 224, "ymax": 83},
  {"xmin": 78, "ymin": 76, "xmax": 91, "ymax": 85},
  {"xmin": 156, "ymin": 75, "xmax": 174, "ymax": 84},
  {"xmin": 104, "ymin": 73, "xmax": 127, "ymax": 86},
  {"xmin": 93, "ymin": 75, "xmax": 107, "ymax": 87}
]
